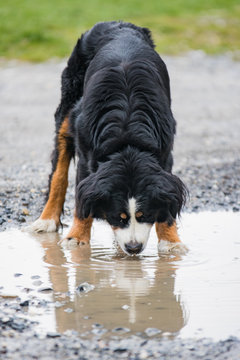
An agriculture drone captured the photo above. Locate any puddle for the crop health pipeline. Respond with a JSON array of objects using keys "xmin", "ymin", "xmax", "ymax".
[{"xmin": 0, "ymin": 211, "xmax": 240, "ymax": 340}]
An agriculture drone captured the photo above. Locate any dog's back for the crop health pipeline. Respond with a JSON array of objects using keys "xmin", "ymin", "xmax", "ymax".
[
  {"xmin": 56, "ymin": 21, "xmax": 170, "ymax": 123},
  {"xmin": 63, "ymin": 22, "xmax": 174, "ymax": 165}
]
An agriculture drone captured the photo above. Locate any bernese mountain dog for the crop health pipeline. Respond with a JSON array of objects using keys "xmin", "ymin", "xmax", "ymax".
[{"xmin": 27, "ymin": 21, "xmax": 187, "ymax": 255}]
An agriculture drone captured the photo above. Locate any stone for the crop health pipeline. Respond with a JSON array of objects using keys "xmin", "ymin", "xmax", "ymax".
[{"xmin": 76, "ymin": 282, "xmax": 95, "ymax": 294}]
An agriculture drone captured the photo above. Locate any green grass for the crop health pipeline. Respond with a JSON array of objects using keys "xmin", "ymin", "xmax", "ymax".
[{"xmin": 0, "ymin": 0, "xmax": 240, "ymax": 61}]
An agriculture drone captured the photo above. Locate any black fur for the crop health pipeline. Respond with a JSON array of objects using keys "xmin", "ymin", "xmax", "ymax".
[{"xmin": 51, "ymin": 21, "xmax": 187, "ymax": 228}]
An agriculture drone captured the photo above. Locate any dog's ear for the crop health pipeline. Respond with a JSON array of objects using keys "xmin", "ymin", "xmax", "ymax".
[
  {"xmin": 76, "ymin": 169, "xmax": 112, "ymax": 219},
  {"xmin": 149, "ymin": 171, "xmax": 187, "ymax": 224}
]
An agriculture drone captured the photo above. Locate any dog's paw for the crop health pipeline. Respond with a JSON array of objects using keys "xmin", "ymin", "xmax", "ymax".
[
  {"xmin": 58, "ymin": 237, "xmax": 89, "ymax": 249},
  {"xmin": 158, "ymin": 240, "xmax": 188, "ymax": 255},
  {"xmin": 24, "ymin": 218, "xmax": 58, "ymax": 233}
]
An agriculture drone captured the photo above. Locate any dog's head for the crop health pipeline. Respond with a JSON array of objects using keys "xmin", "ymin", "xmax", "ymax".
[{"xmin": 76, "ymin": 156, "xmax": 187, "ymax": 255}]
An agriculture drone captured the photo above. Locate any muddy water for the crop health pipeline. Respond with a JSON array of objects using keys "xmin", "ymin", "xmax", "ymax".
[{"xmin": 0, "ymin": 211, "xmax": 240, "ymax": 340}]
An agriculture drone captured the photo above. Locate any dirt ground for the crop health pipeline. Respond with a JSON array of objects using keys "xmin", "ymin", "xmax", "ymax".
[{"xmin": 0, "ymin": 52, "xmax": 240, "ymax": 359}]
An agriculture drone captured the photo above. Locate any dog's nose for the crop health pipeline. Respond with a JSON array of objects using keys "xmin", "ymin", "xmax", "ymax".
[{"xmin": 125, "ymin": 241, "xmax": 143, "ymax": 255}]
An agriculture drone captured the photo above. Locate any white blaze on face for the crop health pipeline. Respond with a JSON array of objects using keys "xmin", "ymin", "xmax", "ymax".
[{"xmin": 113, "ymin": 197, "xmax": 152, "ymax": 254}]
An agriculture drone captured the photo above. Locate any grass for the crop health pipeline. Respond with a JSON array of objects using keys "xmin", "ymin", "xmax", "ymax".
[{"xmin": 0, "ymin": 0, "xmax": 240, "ymax": 61}]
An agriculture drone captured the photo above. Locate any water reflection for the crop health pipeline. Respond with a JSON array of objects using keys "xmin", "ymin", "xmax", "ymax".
[
  {"xmin": 1, "ymin": 212, "xmax": 240, "ymax": 340},
  {"xmin": 38, "ymin": 226, "xmax": 185, "ymax": 335}
]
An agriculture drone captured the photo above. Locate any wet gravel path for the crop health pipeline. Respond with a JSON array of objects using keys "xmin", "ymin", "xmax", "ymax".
[
  {"xmin": 1, "ymin": 328, "xmax": 240, "ymax": 360},
  {"xmin": 0, "ymin": 52, "xmax": 240, "ymax": 358}
]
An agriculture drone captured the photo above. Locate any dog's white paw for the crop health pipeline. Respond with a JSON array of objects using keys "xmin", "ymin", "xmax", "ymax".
[
  {"xmin": 158, "ymin": 240, "xmax": 188, "ymax": 255},
  {"xmin": 58, "ymin": 237, "xmax": 78, "ymax": 249},
  {"xmin": 58, "ymin": 237, "xmax": 88, "ymax": 249},
  {"xmin": 24, "ymin": 218, "xmax": 58, "ymax": 233}
]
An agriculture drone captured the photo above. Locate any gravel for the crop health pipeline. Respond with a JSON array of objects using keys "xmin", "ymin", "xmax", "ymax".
[
  {"xmin": 1, "ymin": 329, "xmax": 240, "ymax": 359},
  {"xmin": 0, "ymin": 51, "xmax": 240, "ymax": 358}
]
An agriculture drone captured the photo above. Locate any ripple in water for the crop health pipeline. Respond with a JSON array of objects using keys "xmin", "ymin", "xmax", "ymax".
[{"xmin": 0, "ymin": 211, "xmax": 239, "ymax": 340}]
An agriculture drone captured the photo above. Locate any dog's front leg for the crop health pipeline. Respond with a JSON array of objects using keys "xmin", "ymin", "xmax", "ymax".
[
  {"xmin": 156, "ymin": 221, "xmax": 188, "ymax": 254},
  {"xmin": 59, "ymin": 214, "xmax": 93, "ymax": 247}
]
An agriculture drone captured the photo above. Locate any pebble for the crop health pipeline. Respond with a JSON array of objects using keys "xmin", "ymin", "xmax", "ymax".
[
  {"xmin": 91, "ymin": 328, "xmax": 107, "ymax": 336},
  {"xmin": 46, "ymin": 332, "xmax": 61, "ymax": 338},
  {"xmin": 32, "ymin": 280, "xmax": 43, "ymax": 287},
  {"xmin": 113, "ymin": 347, "xmax": 127, "ymax": 353},
  {"xmin": 144, "ymin": 328, "xmax": 161, "ymax": 337},
  {"xmin": 139, "ymin": 349, "xmax": 149, "ymax": 359},
  {"xmin": 92, "ymin": 323, "xmax": 103, "ymax": 328},
  {"xmin": 22, "ymin": 288, "xmax": 33, "ymax": 293},
  {"xmin": 31, "ymin": 275, "xmax": 41, "ymax": 280},
  {"xmin": 64, "ymin": 308, "xmax": 73, "ymax": 313},
  {"xmin": 1, "ymin": 316, "xmax": 10, "ymax": 323},
  {"xmin": 37, "ymin": 287, "xmax": 53, "ymax": 293},
  {"xmin": 22, "ymin": 208, "xmax": 29, "ymax": 216},
  {"xmin": 54, "ymin": 301, "xmax": 64, "ymax": 308},
  {"xmin": 20, "ymin": 300, "xmax": 29, "ymax": 307},
  {"xmin": 112, "ymin": 327, "xmax": 130, "ymax": 334},
  {"xmin": 76, "ymin": 282, "xmax": 95, "ymax": 294}
]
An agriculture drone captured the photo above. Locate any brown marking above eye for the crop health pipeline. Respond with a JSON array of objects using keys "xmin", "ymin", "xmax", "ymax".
[
  {"xmin": 120, "ymin": 213, "xmax": 127, "ymax": 219},
  {"xmin": 136, "ymin": 211, "xmax": 143, "ymax": 218}
]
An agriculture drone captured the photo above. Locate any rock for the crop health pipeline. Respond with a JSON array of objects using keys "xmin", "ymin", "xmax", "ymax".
[
  {"xmin": 1, "ymin": 316, "xmax": 10, "ymax": 323},
  {"xmin": 46, "ymin": 332, "xmax": 61, "ymax": 338},
  {"xmin": 139, "ymin": 349, "xmax": 149, "ymax": 359},
  {"xmin": 22, "ymin": 208, "xmax": 29, "ymax": 216},
  {"xmin": 64, "ymin": 308, "xmax": 73, "ymax": 313},
  {"xmin": 20, "ymin": 300, "xmax": 29, "ymax": 307},
  {"xmin": 92, "ymin": 324, "xmax": 103, "ymax": 328},
  {"xmin": 38, "ymin": 287, "xmax": 53, "ymax": 293},
  {"xmin": 54, "ymin": 301, "xmax": 64, "ymax": 308},
  {"xmin": 112, "ymin": 327, "xmax": 130, "ymax": 334},
  {"xmin": 113, "ymin": 348, "xmax": 127, "ymax": 353},
  {"xmin": 91, "ymin": 328, "xmax": 107, "ymax": 336},
  {"xmin": 31, "ymin": 275, "xmax": 41, "ymax": 279},
  {"xmin": 32, "ymin": 280, "xmax": 43, "ymax": 286},
  {"xmin": 76, "ymin": 282, "xmax": 95, "ymax": 294},
  {"xmin": 14, "ymin": 273, "xmax": 23, "ymax": 277},
  {"xmin": 22, "ymin": 287, "xmax": 33, "ymax": 293},
  {"xmin": 144, "ymin": 328, "xmax": 161, "ymax": 337}
]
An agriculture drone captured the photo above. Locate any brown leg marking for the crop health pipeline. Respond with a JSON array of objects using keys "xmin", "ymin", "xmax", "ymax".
[
  {"xmin": 155, "ymin": 221, "xmax": 181, "ymax": 243},
  {"xmin": 40, "ymin": 117, "xmax": 71, "ymax": 226},
  {"xmin": 66, "ymin": 215, "xmax": 93, "ymax": 244}
]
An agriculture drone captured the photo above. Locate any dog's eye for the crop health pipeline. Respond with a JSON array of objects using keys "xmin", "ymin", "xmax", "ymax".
[
  {"xmin": 136, "ymin": 211, "xmax": 143, "ymax": 219},
  {"xmin": 120, "ymin": 213, "xmax": 128, "ymax": 224}
]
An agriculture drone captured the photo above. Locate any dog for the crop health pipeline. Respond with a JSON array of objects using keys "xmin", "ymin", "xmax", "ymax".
[{"xmin": 27, "ymin": 21, "xmax": 187, "ymax": 255}]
